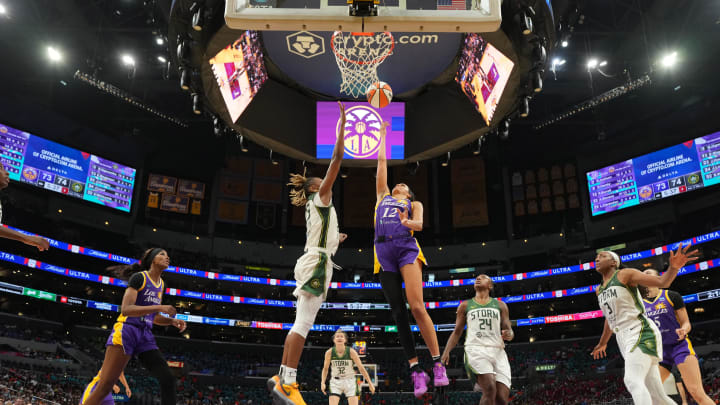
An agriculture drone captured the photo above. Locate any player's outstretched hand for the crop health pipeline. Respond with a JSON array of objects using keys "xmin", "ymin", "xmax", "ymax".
[
  {"xmin": 321, "ymin": 382, "xmax": 327, "ymax": 395},
  {"xmin": 368, "ymin": 381, "xmax": 376, "ymax": 394},
  {"xmin": 339, "ymin": 233, "xmax": 348, "ymax": 243},
  {"xmin": 591, "ymin": 343, "xmax": 607, "ymax": 360},
  {"xmin": 23, "ymin": 235, "xmax": 50, "ymax": 251},
  {"xmin": 113, "ymin": 385, "xmax": 121, "ymax": 394},
  {"xmin": 669, "ymin": 245, "xmax": 700, "ymax": 270},
  {"xmin": 338, "ymin": 101, "xmax": 346, "ymax": 120}
]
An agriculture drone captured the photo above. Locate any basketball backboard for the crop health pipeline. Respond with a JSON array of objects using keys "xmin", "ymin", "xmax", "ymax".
[{"xmin": 225, "ymin": 0, "xmax": 502, "ymax": 33}]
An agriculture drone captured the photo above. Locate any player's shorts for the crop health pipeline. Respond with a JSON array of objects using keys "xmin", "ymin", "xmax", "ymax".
[
  {"xmin": 106, "ymin": 322, "xmax": 158, "ymax": 356},
  {"xmin": 660, "ymin": 338, "xmax": 695, "ymax": 370},
  {"xmin": 374, "ymin": 236, "xmax": 427, "ymax": 273},
  {"xmin": 80, "ymin": 376, "xmax": 114, "ymax": 405},
  {"xmin": 293, "ymin": 249, "xmax": 333, "ymax": 299},
  {"xmin": 616, "ymin": 318, "xmax": 662, "ymax": 360},
  {"xmin": 464, "ymin": 345, "xmax": 511, "ymax": 389},
  {"xmin": 329, "ymin": 377, "xmax": 360, "ymax": 398}
]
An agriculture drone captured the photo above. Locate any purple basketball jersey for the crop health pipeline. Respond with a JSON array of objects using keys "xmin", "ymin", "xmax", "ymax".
[
  {"xmin": 117, "ymin": 271, "xmax": 164, "ymax": 329},
  {"xmin": 643, "ymin": 290, "xmax": 680, "ymax": 345},
  {"xmin": 374, "ymin": 194, "xmax": 412, "ymax": 237}
]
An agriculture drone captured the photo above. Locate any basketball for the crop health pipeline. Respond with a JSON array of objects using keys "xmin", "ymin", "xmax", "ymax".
[{"xmin": 366, "ymin": 81, "xmax": 393, "ymax": 108}]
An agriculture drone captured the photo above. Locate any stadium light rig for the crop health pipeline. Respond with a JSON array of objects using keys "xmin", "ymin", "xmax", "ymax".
[
  {"xmin": 74, "ymin": 70, "xmax": 189, "ymax": 127},
  {"xmin": 533, "ymin": 75, "xmax": 652, "ymax": 130}
]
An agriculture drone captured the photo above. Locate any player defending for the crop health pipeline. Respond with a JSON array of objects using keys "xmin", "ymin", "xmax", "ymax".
[
  {"xmin": 320, "ymin": 330, "xmax": 376, "ymax": 405},
  {"xmin": 0, "ymin": 162, "xmax": 50, "ymax": 250},
  {"xmin": 441, "ymin": 274, "xmax": 513, "ymax": 405},
  {"xmin": 591, "ymin": 247, "xmax": 698, "ymax": 405},
  {"xmin": 269, "ymin": 102, "xmax": 348, "ymax": 405},
  {"xmin": 641, "ymin": 269, "xmax": 714, "ymax": 405}
]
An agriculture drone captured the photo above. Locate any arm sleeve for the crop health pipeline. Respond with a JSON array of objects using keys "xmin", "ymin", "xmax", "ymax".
[
  {"xmin": 128, "ymin": 272, "xmax": 145, "ymax": 290},
  {"xmin": 667, "ymin": 290, "xmax": 685, "ymax": 309}
]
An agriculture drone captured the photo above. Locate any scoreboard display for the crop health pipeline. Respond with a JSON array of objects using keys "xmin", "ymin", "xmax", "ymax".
[
  {"xmin": 587, "ymin": 131, "xmax": 720, "ymax": 216},
  {"xmin": 0, "ymin": 123, "xmax": 136, "ymax": 212}
]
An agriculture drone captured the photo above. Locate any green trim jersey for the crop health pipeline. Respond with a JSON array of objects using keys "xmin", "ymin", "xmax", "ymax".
[
  {"xmin": 305, "ymin": 193, "xmax": 339, "ymax": 255},
  {"xmin": 465, "ymin": 297, "xmax": 504, "ymax": 348},
  {"xmin": 330, "ymin": 346, "xmax": 355, "ymax": 379},
  {"xmin": 597, "ymin": 270, "xmax": 659, "ymax": 357}
]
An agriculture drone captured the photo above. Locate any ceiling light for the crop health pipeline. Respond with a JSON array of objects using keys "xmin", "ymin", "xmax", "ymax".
[
  {"xmin": 121, "ymin": 54, "xmax": 135, "ymax": 67},
  {"xmin": 155, "ymin": 36, "xmax": 165, "ymax": 45},
  {"xmin": 0, "ymin": 4, "xmax": 6, "ymax": 15},
  {"xmin": 599, "ymin": 60, "xmax": 608, "ymax": 67},
  {"xmin": 661, "ymin": 51, "xmax": 678, "ymax": 68},
  {"xmin": 561, "ymin": 40, "xmax": 568, "ymax": 47},
  {"xmin": 586, "ymin": 58, "xmax": 598, "ymax": 69},
  {"xmin": 157, "ymin": 55, "xmax": 167, "ymax": 63},
  {"xmin": 47, "ymin": 46, "xmax": 62, "ymax": 62}
]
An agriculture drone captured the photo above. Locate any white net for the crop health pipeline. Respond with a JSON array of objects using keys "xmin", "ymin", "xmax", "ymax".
[{"xmin": 331, "ymin": 31, "xmax": 394, "ymax": 98}]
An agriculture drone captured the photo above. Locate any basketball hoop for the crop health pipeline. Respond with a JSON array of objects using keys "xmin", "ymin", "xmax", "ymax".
[{"xmin": 331, "ymin": 31, "xmax": 394, "ymax": 98}]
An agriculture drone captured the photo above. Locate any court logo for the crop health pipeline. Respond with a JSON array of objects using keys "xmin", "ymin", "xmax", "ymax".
[
  {"xmin": 338, "ymin": 106, "xmax": 383, "ymax": 158},
  {"xmin": 287, "ymin": 31, "xmax": 325, "ymax": 59}
]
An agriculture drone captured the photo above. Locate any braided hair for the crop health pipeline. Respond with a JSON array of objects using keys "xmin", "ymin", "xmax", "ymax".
[
  {"xmin": 108, "ymin": 248, "xmax": 164, "ymax": 280},
  {"xmin": 288, "ymin": 168, "xmax": 314, "ymax": 207}
]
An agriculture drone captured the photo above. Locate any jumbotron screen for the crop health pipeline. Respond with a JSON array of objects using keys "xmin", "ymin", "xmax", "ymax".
[
  {"xmin": 587, "ymin": 131, "xmax": 720, "ymax": 216},
  {"xmin": 316, "ymin": 101, "xmax": 405, "ymax": 160},
  {"xmin": 456, "ymin": 33, "xmax": 515, "ymax": 125},
  {"xmin": 209, "ymin": 30, "xmax": 268, "ymax": 123},
  {"xmin": 0, "ymin": 123, "xmax": 136, "ymax": 212}
]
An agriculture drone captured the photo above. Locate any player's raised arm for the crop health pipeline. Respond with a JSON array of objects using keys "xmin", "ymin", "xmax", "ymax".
[
  {"xmin": 376, "ymin": 121, "xmax": 390, "ymax": 201},
  {"xmin": 621, "ymin": 245, "xmax": 699, "ymax": 288},
  {"xmin": 318, "ymin": 101, "xmax": 347, "ymax": 205},
  {"xmin": 441, "ymin": 301, "xmax": 468, "ymax": 364}
]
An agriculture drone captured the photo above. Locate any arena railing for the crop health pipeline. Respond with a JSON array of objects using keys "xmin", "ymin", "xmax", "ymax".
[
  {"xmin": 1, "ymin": 279, "xmax": 718, "ymax": 332},
  {"xmin": 1, "ymin": 249, "xmax": 717, "ymax": 310},
  {"xmin": 4, "ymin": 224, "xmax": 719, "ymax": 289}
]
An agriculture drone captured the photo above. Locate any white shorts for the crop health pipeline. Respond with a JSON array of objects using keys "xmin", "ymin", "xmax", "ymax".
[
  {"xmin": 329, "ymin": 377, "xmax": 359, "ymax": 398},
  {"xmin": 616, "ymin": 319, "xmax": 662, "ymax": 361},
  {"xmin": 464, "ymin": 345, "xmax": 511, "ymax": 389},
  {"xmin": 293, "ymin": 250, "xmax": 333, "ymax": 300}
]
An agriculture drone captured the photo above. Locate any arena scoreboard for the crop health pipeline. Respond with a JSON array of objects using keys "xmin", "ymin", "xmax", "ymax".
[
  {"xmin": 587, "ymin": 131, "xmax": 720, "ymax": 216},
  {"xmin": 0, "ymin": 123, "xmax": 136, "ymax": 212}
]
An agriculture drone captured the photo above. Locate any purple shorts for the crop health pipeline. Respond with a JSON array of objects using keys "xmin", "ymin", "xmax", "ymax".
[
  {"xmin": 660, "ymin": 338, "xmax": 694, "ymax": 370},
  {"xmin": 374, "ymin": 237, "xmax": 427, "ymax": 273},
  {"xmin": 106, "ymin": 322, "xmax": 158, "ymax": 356},
  {"xmin": 80, "ymin": 377, "xmax": 114, "ymax": 405}
]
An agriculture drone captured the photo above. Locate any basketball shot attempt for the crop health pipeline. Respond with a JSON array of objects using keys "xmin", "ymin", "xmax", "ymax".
[
  {"xmin": 442, "ymin": 274, "xmax": 514, "ymax": 405},
  {"xmin": 366, "ymin": 81, "xmax": 393, "ymax": 108},
  {"xmin": 591, "ymin": 247, "xmax": 699, "ymax": 405},
  {"xmin": 269, "ymin": 101, "xmax": 349, "ymax": 405}
]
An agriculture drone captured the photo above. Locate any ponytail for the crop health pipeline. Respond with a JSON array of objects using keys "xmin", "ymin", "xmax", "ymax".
[
  {"xmin": 288, "ymin": 168, "xmax": 312, "ymax": 207},
  {"xmin": 108, "ymin": 248, "xmax": 163, "ymax": 280}
]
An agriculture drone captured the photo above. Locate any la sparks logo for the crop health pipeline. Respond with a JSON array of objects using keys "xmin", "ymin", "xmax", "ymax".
[
  {"xmin": 337, "ymin": 106, "xmax": 383, "ymax": 158},
  {"xmin": 655, "ymin": 303, "xmax": 666, "ymax": 310}
]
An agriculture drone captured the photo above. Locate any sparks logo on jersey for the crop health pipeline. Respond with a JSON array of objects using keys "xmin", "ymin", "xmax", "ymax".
[{"xmin": 654, "ymin": 303, "xmax": 666, "ymax": 310}]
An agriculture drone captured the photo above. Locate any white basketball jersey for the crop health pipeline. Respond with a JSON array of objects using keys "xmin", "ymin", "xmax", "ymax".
[
  {"xmin": 465, "ymin": 298, "xmax": 504, "ymax": 348},
  {"xmin": 330, "ymin": 346, "xmax": 355, "ymax": 379},
  {"xmin": 597, "ymin": 270, "xmax": 647, "ymax": 332},
  {"xmin": 304, "ymin": 193, "xmax": 339, "ymax": 255}
]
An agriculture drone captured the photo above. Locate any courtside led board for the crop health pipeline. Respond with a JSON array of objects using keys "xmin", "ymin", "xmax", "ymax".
[
  {"xmin": 316, "ymin": 101, "xmax": 405, "ymax": 160},
  {"xmin": 0, "ymin": 123, "xmax": 136, "ymax": 212},
  {"xmin": 587, "ymin": 131, "xmax": 720, "ymax": 216}
]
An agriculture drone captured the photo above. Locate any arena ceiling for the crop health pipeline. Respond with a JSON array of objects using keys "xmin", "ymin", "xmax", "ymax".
[{"xmin": 0, "ymin": 0, "xmax": 717, "ymax": 171}]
